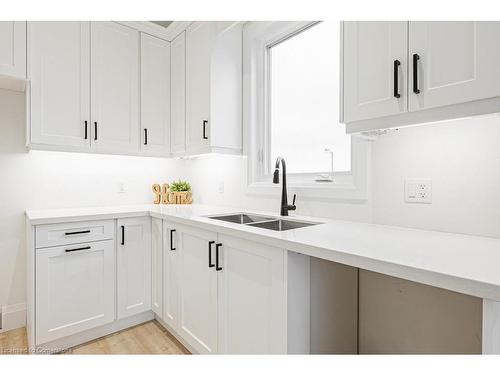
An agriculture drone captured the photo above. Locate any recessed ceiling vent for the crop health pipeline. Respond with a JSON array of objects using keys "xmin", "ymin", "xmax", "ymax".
[{"xmin": 150, "ymin": 21, "xmax": 174, "ymax": 29}]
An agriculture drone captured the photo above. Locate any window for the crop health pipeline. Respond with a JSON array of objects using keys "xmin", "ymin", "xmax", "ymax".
[
  {"xmin": 244, "ymin": 21, "xmax": 368, "ymax": 199},
  {"xmin": 269, "ymin": 22, "xmax": 351, "ymax": 174}
]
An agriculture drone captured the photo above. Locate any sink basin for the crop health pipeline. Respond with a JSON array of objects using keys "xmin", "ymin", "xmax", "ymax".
[
  {"xmin": 207, "ymin": 213, "xmax": 275, "ymax": 224},
  {"xmin": 247, "ymin": 219, "xmax": 319, "ymax": 231}
]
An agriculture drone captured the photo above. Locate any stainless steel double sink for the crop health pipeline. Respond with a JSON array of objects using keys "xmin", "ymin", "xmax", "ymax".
[{"xmin": 206, "ymin": 213, "xmax": 321, "ymax": 232}]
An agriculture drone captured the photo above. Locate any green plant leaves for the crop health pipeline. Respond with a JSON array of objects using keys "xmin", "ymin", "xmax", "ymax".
[{"xmin": 170, "ymin": 180, "xmax": 191, "ymax": 192}]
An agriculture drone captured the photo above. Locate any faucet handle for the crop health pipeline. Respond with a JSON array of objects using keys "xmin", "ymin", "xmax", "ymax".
[{"xmin": 288, "ymin": 194, "xmax": 297, "ymax": 211}]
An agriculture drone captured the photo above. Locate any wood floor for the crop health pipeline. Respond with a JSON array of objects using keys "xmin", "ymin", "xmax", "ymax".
[{"xmin": 0, "ymin": 321, "xmax": 190, "ymax": 355}]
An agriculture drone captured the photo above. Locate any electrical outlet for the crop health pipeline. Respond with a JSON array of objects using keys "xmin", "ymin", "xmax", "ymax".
[
  {"xmin": 405, "ymin": 179, "xmax": 432, "ymax": 204},
  {"xmin": 218, "ymin": 181, "xmax": 225, "ymax": 194},
  {"xmin": 118, "ymin": 182, "xmax": 127, "ymax": 194}
]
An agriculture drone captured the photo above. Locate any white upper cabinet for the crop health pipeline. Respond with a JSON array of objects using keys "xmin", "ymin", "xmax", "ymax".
[
  {"xmin": 170, "ymin": 31, "xmax": 186, "ymax": 155},
  {"xmin": 140, "ymin": 33, "xmax": 171, "ymax": 156},
  {"xmin": 343, "ymin": 21, "xmax": 500, "ymax": 132},
  {"xmin": 185, "ymin": 22, "xmax": 242, "ymax": 155},
  {"xmin": 217, "ymin": 234, "xmax": 285, "ymax": 354},
  {"xmin": 28, "ymin": 22, "xmax": 91, "ymax": 149},
  {"xmin": 0, "ymin": 21, "xmax": 26, "ymax": 80},
  {"xmin": 117, "ymin": 217, "xmax": 152, "ymax": 319},
  {"xmin": 91, "ymin": 22, "xmax": 139, "ymax": 154},
  {"xmin": 343, "ymin": 21, "xmax": 408, "ymax": 122},
  {"xmin": 186, "ymin": 22, "xmax": 213, "ymax": 152},
  {"xmin": 23, "ymin": 21, "xmax": 242, "ymax": 157},
  {"xmin": 408, "ymin": 21, "xmax": 500, "ymax": 111}
]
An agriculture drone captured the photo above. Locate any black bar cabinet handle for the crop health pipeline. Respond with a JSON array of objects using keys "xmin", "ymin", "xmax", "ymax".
[
  {"xmin": 65, "ymin": 230, "xmax": 91, "ymax": 236},
  {"xmin": 121, "ymin": 225, "xmax": 125, "ymax": 245},
  {"xmin": 215, "ymin": 243, "xmax": 222, "ymax": 271},
  {"xmin": 94, "ymin": 121, "xmax": 98, "ymax": 140},
  {"xmin": 413, "ymin": 54, "xmax": 420, "ymax": 94},
  {"xmin": 208, "ymin": 241, "xmax": 215, "ymax": 268},
  {"xmin": 84, "ymin": 121, "xmax": 88, "ymax": 140},
  {"xmin": 144, "ymin": 128, "xmax": 148, "ymax": 145},
  {"xmin": 170, "ymin": 229, "xmax": 176, "ymax": 251},
  {"xmin": 203, "ymin": 120, "xmax": 208, "ymax": 140},
  {"xmin": 393, "ymin": 60, "xmax": 401, "ymax": 98},
  {"xmin": 65, "ymin": 246, "xmax": 91, "ymax": 253}
]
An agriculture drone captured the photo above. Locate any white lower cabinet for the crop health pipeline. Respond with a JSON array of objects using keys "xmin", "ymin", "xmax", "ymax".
[
  {"xmin": 117, "ymin": 217, "xmax": 152, "ymax": 319},
  {"xmin": 35, "ymin": 240, "xmax": 115, "ymax": 345},
  {"xmin": 33, "ymin": 215, "xmax": 286, "ymax": 353},
  {"xmin": 176, "ymin": 224, "xmax": 219, "ymax": 354},
  {"xmin": 217, "ymin": 234, "xmax": 285, "ymax": 354},
  {"xmin": 155, "ymin": 221, "xmax": 286, "ymax": 354},
  {"xmin": 162, "ymin": 220, "xmax": 179, "ymax": 329},
  {"xmin": 151, "ymin": 217, "xmax": 163, "ymax": 316}
]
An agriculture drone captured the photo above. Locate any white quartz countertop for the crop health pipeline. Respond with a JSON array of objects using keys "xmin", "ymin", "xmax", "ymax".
[{"xmin": 26, "ymin": 204, "xmax": 500, "ymax": 301}]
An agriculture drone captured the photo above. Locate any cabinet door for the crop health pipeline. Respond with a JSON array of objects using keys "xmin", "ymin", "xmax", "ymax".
[
  {"xmin": 409, "ymin": 22, "xmax": 500, "ymax": 111},
  {"xmin": 177, "ymin": 224, "xmax": 218, "ymax": 354},
  {"xmin": 343, "ymin": 21, "xmax": 408, "ymax": 122},
  {"xmin": 0, "ymin": 21, "xmax": 26, "ymax": 79},
  {"xmin": 217, "ymin": 235, "xmax": 285, "ymax": 354},
  {"xmin": 170, "ymin": 31, "xmax": 186, "ymax": 155},
  {"xmin": 151, "ymin": 217, "xmax": 163, "ymax": 317},
  {"xmin": 91, "ymin": 22, "xmax": 139, "ymax": 154},
  {"xmin": 28, "ymin": 22, "xmax": 91, "ymax": 149},
  {"xmin": 186, "ymin": 22, "xmax": 216, "ymax": 152},
  {"xmin": 162, "ymin": 221, "xmax": 179, "ymax": 329},
  {"xmin": 141, "ymin": 33, "xmax": 171, "ymax": 156},
  {"xmin": 117, "ymin": 217, "xmax": 151, "ymax": 319},
  {"xmin": 35, "ymin": 240, "xmax": 115, "ymax": 345}
]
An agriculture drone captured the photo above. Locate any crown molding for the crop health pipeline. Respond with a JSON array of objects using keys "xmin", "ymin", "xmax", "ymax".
[{"xmin": 116, "ymin": 21, "xmax": 193, "ymax": 41}]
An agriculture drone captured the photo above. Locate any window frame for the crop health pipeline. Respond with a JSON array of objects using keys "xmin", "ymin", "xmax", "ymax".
[{"xmin": 243, "ymin": 21, "xmax": 369, "ymax": 200}]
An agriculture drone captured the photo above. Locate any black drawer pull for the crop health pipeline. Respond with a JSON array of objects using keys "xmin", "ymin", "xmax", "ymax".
[
  {"xmin": 84, "ymin": 121, "xmax": 88, "ymax": 140},
  {"xmin": 203, "ymin": 120, "xmax": 208, "ymax": 140},
  {"xmin": 121, "ymin": 225, "xmax": 125, "ymax": 245},
  {"xmin": 393, "ymin": 60, "xmax": 401, "ymax": 98},
  {"xmin": 65, "ymin": 230, "xmax": 91, "ymax": 236},
  {"xmin": 215, "ymin": 243, "xmax": 222, "ymax": 271},
  {"xmin": 170, "ymin": 229, "xmax": 176, "ymax": 251},
  {"xmin": 144, "ymin": 128, "xmax": 148, "ymax": 145},
  {"xmin": 94, "ymin": 121, "xmax": 98, "ymax": 140},
  {"xmin": 208, "ymin": 241, "xmax": 215, "ymax": 268},
  {"xmin": 65, "ymin": 246, "xmax": 91, "ymax": 253},
  {"xmin": 413, "ymin": 53, "xmax": 420, "ymax": 94}
]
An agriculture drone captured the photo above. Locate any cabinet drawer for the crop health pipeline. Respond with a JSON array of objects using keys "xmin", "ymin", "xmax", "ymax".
[{"xmin": 36, "ymin": 220, "xmax": 114, "ymax": 248}]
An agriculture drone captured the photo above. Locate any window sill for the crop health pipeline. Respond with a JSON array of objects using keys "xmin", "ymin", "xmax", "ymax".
[{"xmin": 246, "ymin": 178, "xmax": 368, "ymax": 201}]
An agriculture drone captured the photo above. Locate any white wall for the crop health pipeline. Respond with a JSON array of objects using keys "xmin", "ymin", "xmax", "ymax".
[
  {"xmin": 186, "ymin": 116, "xmax": 500, "ymax": 239},
  {"xmin": 0, "ymin": 89, "xmax": 179, "ymax": 316},
  {"xmin": 371, "ymin": 116, "xmax": 500, "ymax": 238},
  {"xmin": 183, "ymin": 153, "xmax": 372, "ymax": 222}
]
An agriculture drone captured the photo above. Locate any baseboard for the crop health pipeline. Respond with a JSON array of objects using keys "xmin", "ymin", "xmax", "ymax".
[
  {"xmin": 0, "ymin": 303, "xmax": 26, "ymax": 334},
  {"xmin": 154, "ymin": 314, "xmax": 197, "ymax": 354},
  {"xmin": 34, "ymin": 310, "xmax": 154, "ymax": 354}
]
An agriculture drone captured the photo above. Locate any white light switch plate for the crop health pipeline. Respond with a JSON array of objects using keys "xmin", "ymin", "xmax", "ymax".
[{"xmin": 405, "ymin": 179, "xmax": 432, "ymax": 204}]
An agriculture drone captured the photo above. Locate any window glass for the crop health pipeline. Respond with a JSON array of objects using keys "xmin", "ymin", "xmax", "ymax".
[{"xmin": 269, "ymin": 22, "xmax": 351, "ymax": 174}]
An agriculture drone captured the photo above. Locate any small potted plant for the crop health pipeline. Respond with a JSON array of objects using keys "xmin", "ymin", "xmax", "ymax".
[{"xmin": 168, "ymin": 180, "xmax": 193, "ymax": 204}]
